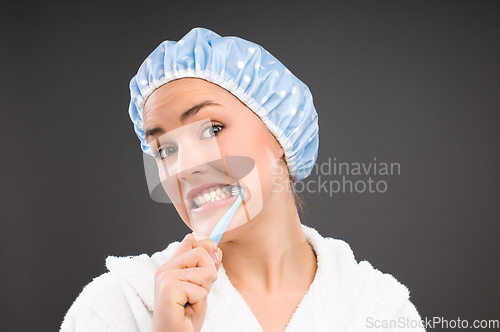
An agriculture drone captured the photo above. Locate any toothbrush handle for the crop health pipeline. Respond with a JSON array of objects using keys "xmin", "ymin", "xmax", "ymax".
[
  {"xmin": 209, "ymin": 187, "xmax": 244, "ymax": 245},
  {"xmin": 183, "ymin": 187, "xmax": 244, "ymax": 308}
]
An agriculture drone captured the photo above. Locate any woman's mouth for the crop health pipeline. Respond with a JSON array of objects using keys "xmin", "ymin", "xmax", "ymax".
[{"xmin": 190, "ymin": 184, "xmax": 239, "ymax": 214}]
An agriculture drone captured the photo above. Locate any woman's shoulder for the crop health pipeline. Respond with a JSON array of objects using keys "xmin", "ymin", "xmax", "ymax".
[
  {"xmin": 302, "ymin": 224, "xmax": 425, "ymax": 330},
  {"xmin": 303, "ymin": 224, "xmax": 411, "ymax": 292},
  {"xmin": 60, "ymin": 272, "xmax": 140, "ymax": 331},
  {"xmin": 60, "ymin": 241, "xmax": 181, "ymax": 331}
]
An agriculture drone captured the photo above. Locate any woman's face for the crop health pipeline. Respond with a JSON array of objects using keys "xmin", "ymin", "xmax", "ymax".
[{"xmin": 143, "ymin": 78, "xmax": 287, "ymax": 237}]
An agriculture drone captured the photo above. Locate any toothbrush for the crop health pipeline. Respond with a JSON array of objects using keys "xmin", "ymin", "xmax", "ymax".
[
  {"xmin": 208, "ymin": 185, "xmax": 244, "ymax": 245},
  {"xmin": 183, "ymin": 185, "xmax": 244, "ymax": 308}
]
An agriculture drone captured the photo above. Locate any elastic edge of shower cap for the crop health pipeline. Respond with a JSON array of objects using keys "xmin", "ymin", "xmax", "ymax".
[{"xmin": 128, "ymin": 27, "xmax": 319, "ymax": 181}]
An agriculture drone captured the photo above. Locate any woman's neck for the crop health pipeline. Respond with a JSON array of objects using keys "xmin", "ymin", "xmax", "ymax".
[{"xmin": 219, "ymin": 196, "xmax": 317, "ymax": 294}]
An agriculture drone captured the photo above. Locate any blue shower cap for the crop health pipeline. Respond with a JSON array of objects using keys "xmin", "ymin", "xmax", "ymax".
[{"xmin": 128, "ymin": 27, "xmax": 319, "ymax": 181}]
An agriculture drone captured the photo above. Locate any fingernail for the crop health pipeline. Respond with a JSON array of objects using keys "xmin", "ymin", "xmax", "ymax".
[{"xmin": 214, "ymin": 250, "xmax": 221, "ymax": 263}]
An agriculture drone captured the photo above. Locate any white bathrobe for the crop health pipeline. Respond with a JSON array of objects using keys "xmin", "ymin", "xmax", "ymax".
[{"xmin": 60, "ymin": 225, "xmax": 425, "ymax": 331}]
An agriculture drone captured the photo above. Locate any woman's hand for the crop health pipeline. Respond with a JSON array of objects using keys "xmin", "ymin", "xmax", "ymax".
[{"xmin": 152, "ymin": 233, "xmax": 223, "ymax": 332}]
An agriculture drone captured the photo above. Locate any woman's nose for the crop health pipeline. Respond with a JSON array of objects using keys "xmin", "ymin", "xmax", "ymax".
[{"xmin": 175, "ymin": 146, "xmax": 210, "ymax": 181}]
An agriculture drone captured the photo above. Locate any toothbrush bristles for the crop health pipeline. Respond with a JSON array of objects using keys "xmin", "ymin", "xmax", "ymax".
[{"xmin": 232, "ymin": 186, "xmax": 240, "ymax": 197}]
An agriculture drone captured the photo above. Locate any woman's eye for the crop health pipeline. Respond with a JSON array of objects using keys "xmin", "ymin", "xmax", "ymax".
[
  {"xmin": 159, "ymin": 146, "xmax": 178, "ymax": 159},
  {"xmin": 201, "ymin": 123, "xmax": 224, "ymax": 139}
]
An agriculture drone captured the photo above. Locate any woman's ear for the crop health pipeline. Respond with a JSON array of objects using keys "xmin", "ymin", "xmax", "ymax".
[
  {"xmin": 278, "ymin": 146, "xmax": 284, "ymax": 159},
  {"xmin": 271, "ymin": 136, "xmax": 284, "ymax": 160}
]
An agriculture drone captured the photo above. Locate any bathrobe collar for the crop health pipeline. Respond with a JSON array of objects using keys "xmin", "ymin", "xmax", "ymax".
[{"xmin": 105, "ymin": 224, "xmax": 411, "ymax": 330}]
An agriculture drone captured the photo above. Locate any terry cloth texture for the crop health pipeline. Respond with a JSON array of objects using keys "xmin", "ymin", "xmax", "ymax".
[{"xmin": 60, "ymin": 224, "xmax": 425, "ymax": 331}]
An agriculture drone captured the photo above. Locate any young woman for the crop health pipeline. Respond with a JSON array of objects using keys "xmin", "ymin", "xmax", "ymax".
[{"xmin": 61, "ymin": 27, "xmax": 424, "ymax": 332}]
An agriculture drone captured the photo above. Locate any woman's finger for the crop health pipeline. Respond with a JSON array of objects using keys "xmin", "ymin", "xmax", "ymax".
[
  {"xmin": 174, "ymin": 280, "xmax": 208, "ymax": 316},
  {"xmin": 171, "ymin": 233, "xmax": 201, "ymax": 256},
  {"xmin": 171, "ymin": 267, "xmax": 215, "ymax": 294}
]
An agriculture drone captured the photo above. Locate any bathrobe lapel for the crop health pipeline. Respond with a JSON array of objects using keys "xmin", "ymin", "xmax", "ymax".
[{"xmin": 104, "ymin": 225, "xmax": 412, "ymax": 331}]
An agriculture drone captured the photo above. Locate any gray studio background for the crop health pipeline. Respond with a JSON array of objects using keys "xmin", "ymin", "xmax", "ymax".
[{"xmin": 1, "ymin": 1, "xmax": 499, "ymax": 331}]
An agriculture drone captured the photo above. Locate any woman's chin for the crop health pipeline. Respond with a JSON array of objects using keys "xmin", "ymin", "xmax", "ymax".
[
  {"xmin": 189, "ymin": 203, "xmax": 254, "ymax": 239},
  {"xmin": 188, "ymin": 209, "xmax": 229, "ymax": 238}
]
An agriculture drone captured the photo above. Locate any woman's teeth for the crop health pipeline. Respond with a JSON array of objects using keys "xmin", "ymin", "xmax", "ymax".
[{"xmin": 193, "ymin": 185, "xmax": 234, "ymax": 208}]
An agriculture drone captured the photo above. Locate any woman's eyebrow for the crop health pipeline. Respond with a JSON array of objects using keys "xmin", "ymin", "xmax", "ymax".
[
  {"xmin": 145, "ymin": 100, "xmax": 221, "ymax": 139},
  {"xmin": 180, "ymin": 100, "xmax": 220, "ymax": 123},
  {"xmin": 145, "ymin": 127, "xmax": 165, "ymax": 139}
]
